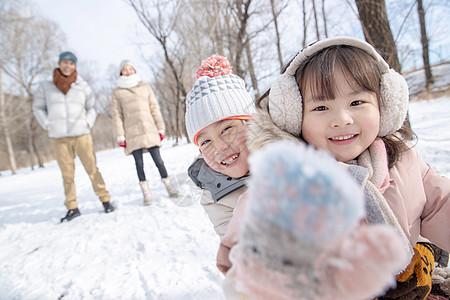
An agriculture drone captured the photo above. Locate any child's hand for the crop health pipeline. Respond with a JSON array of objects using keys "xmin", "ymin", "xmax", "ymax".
[
  {"xmin": 231, "ymin": 140, "xmax": 408, "ymax": 300},
  {"xmin": 159, "ymin": 130, "xmax": 165, "ymax": 141}
]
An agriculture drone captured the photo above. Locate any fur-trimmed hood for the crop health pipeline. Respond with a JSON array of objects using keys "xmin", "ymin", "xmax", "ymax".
[{"xmin": 246, "ymin": 96, "xmax": 302, "ymax": 152}]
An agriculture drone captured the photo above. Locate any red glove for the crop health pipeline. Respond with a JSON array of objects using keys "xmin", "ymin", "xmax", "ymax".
[
  {"xmin": 159, "ymin": 132, "xmax": 165, "ymax": 141},
  {"xmin": 117, "ymin": 136, "xmax": 126, "ymax": 148}
]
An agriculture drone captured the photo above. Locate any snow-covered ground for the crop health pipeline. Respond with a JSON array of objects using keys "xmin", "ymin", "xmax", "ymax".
[
  {"xmin": 0, "ymin": 94, "xmax": 449, "ymax": 299},
  {"xmin": 0, "ymin": 140, "xmax": 227, "ymax": 300}
]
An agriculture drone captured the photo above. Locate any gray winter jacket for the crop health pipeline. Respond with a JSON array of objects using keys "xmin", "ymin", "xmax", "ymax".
[{"xmin": 32, "ymin": 75, "xmax": 96, "ymax": 138}]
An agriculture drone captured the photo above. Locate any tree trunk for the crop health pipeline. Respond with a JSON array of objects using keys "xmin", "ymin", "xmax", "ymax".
[
  {"xmin": 312, "ymin": 0, "xmax": 320, "ymax": 40},
  {"xmin": 175, "ymin": 90, "xmax": 180, "ymax": 144},
  {"xmin": 31, "ymin": 117, "xmax": 44, "ymax": 168},
  {"xmin": 355, "ymin": 0, "xmax": 411, "ymax": 133},
  {"xmin": 26, "ymin": 119, "xmax": 35, "ymax": 170},
  {"xmin": 302, "ymin": 0, "xmax": 307, "ymax": 48},
  {"xmin": 0, "ymin": 72, "xmax": 17, "ymax": 174},
  {"xmin": 355, "ymin": 0, "xmax": 402, "ymax": 72},
  {"xmin": 270, "ymin": 0, "xmax": 284, "ymax": 71},
  {"xmin": 127, "ymin": 0, "xmax": 187, "ymax": 143},
  {"xmin": 417, "ymin": 0, "xmax": 433, "ymax": 89},
  {"xmin": 233, "ymin": 0, "xmax": 252, "ymax": 79},
  {"xmin": 31, "ymin": 132, "xmax": 44, "ymax": 168},
  {"xmin": 245, "ymin": 41, "xmax": 260, "ymax": 99},
  {"xmin": 322, "ymin": 0, "xmax": 328, "ymax": 38}
]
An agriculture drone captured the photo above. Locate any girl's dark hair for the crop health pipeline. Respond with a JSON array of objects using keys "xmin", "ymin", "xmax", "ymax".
[{"xmin": 257, "ymin": 45, "xmax": 415, "ymax": 169}]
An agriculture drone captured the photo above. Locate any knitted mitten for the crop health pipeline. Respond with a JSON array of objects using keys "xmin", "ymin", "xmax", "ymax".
[{"xmin": 231, "ymin": 141, "xmax": 409, "ymax": 300}]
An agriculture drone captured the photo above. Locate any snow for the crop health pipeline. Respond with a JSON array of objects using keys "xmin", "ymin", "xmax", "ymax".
[
  {"xmin": 1, "ymin": 94, "xmax": 449, "ymax": 299},
  {"xmin": 404, "ymin": 63, "xmax": 450, "ymax": 97},
  {"xmin": 0, "ymin": 142, "xmax": 226, "ymax": 300}
]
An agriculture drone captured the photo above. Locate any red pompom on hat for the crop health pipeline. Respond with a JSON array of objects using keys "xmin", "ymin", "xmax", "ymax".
[{"xmin": 195, "ymin": 55, "xmax": 233, "ymax": 79}]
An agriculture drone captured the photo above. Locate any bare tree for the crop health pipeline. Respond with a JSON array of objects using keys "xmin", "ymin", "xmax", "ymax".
[
  {"xmin": 126, "ymin": 0, "xmax": 188, "ymax": 142},
  {"xmin": 270, "ymin": 0, "xmax": 284, "ymax": 71},
  {"xmin": 96, "ymin": 64, "xmax": 120, "ymax": 119},
  {"xmin": 229, "ymin": 0, "xmax": 281, "ymax": 98},
  {"xmin": 321, "ymin": 0, "xmax": 328, "ymax": 38},
  {"xmin": 0, "ymin": 71, "xmax": 17, "ymax": 174},
  {"xmin": 245, "ymin": 41, "xmax": 260, "ymax": 99},
  {"xmin": 417, "ymin": 0, "xmax": 433, "ymax": 89},
  {"xmin": 302, "ymin": 0, "xmax": 308, "ymax": 47},
  {"xmin": 230, "ymin": 0, "xmax": 253, "ymax": 78},
  {"xmin": 355, "ymin": 0, "xmax": 413, "ymax": 133},
  {"xmin": 355, "ymin": 0, "xmax": 402, "ymax": 72},
  {"xmin": 312, "ymin": 0, "xmax": 320, "ymax": 40},
  {"xmin": 0, "ymin": 6, "xmax": 65, "ymax": 170}
]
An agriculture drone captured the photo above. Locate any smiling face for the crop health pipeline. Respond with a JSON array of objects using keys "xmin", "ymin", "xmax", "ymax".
[
  {"xmin": 301, "ymin": 69, "xmax": 380, "ymax": 162},
  {"xmin": 121, "ymin": 64, "xmax": 135, "ymax": 76},
  {"xmin": 58, "ymin": 60, "xmax": 76, "ymax": 76},
  {"xmin": 197, "ymin": 119, "xmax": 250, "ymax": 178}
]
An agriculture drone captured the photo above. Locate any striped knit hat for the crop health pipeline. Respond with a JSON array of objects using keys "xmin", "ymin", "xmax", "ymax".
[{"xmin": 185, "ymin": 55, "xmax": 256, "ymax": 145}]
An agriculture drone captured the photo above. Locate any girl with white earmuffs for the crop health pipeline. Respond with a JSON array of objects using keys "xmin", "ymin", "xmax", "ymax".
[{"xmin": 219, "ymin": 36, "xmax": 450, "ymax": 299}]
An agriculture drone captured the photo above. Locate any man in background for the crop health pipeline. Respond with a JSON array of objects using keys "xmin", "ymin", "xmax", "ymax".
[{"xmin": 33, "ymin": 51, "xmax": 114, "ymax": 222}]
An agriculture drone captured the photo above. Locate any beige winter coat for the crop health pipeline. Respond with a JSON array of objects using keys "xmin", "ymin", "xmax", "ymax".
[
  {"xmin": 112, "ymin": 82, "xmax": 165, "ymax": 155},
  {"xmin": 200, "ymin": 186, "xmax": 247, "ymax": 240}
]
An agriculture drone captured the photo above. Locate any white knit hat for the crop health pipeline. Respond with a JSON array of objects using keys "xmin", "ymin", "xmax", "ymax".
[
  {"xmin": 119, "ymin": 60, "xmax": 136, "ymax": 75},
  {"xmin": 185, "ymin": 55, "xmax": 256, "ymax": 145},
  {"xmin": 268, "ymin": 36, "xmax": 409, "ymax": 137}
]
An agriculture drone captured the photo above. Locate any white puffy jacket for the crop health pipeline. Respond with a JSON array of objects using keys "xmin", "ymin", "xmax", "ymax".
[{"xmin": 32, "ymin": 75, "xmax": 96, "ymax": 138}]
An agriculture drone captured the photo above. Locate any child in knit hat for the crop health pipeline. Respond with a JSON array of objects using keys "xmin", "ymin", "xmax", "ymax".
[
  {"xmin": 224, "ymin": 140, "xmax": 408, "ymax": 299},
  {"xmin": 219, "ymin": 36, "xmax": 450, "ymax": 299},
  {"xmin": 186, "ymin": 55, "xmax": 256, "ymax": 239}
]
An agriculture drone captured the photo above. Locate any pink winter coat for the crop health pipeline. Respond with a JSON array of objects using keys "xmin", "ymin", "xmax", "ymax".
[
  {"xmin": 383, "ymin": 147, "xmax": 450, "ymax": 251},
  {"xmin": 111, "ymin": 82, "xmax": 165, "ymax": 155},
  {"xmin": 217, "ymin": 147, "xmax": 450, "ymax": 274}
]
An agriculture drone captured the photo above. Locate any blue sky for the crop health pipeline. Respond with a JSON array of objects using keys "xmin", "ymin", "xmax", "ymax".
[{"xmin": 34, "ymin": 0, "xmax": 150, "ymax": 76}]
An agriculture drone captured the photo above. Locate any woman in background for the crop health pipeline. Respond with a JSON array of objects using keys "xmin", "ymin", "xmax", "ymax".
[{"xmin": 112, "ymin": 60, "xmax": 179, "ymax": 205}]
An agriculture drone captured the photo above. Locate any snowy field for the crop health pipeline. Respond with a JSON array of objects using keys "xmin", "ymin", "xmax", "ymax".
[{"xmin": 0, "ymin": 95, "xmax": 449, "ymax": 299}]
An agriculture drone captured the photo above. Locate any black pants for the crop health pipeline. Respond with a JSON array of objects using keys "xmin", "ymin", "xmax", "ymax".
[{"xmin": 132, "ymin": 147, "xmax": 168, "ymax": 182}]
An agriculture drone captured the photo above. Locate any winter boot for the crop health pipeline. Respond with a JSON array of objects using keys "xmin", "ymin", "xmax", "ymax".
[
  {"xmin": 60, "ymin": 208, "xmax": 81, "ymax": 223},
  {"xmin": 161, "ymin": 176, "xmax": 180, "ymax": 197},
  {"xmin": 102, "ymin": 201, "xmax": 115, "ymax": 213},
  {"xmin": 139, "ymin": 180, "xmax": 152, "ymax": 205}
]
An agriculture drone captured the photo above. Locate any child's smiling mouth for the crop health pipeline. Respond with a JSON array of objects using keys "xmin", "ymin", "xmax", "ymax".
[
  {"xmin": 329, "ymin": 134, "xmax": 358, "ymax": 145},
  {"xmin": 329, "ymin": 134, "xmax": 356, "ymax": 141},
  {"xmin": 221, "ymin": 154, "xmax": 239, "ymax": 166}
]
